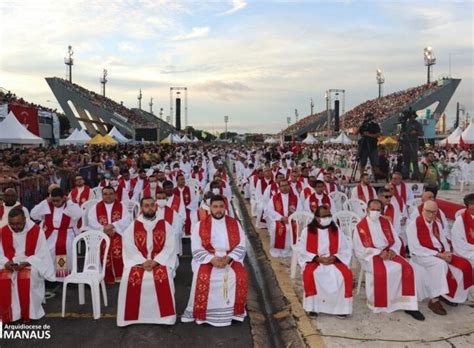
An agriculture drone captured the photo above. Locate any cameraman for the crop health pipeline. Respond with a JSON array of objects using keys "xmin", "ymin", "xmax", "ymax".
[
  {"xmin": 357, "ymin": 112, "xmax": 381, "ymax": 176},
  {"xmin": 401, "ymin": 111, "xmax": 424, "ymax": 180}
]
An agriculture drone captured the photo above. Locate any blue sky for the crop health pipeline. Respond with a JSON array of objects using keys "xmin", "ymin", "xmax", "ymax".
[{"xmin": 0, "ymin": 0, "xmax": 472, "ymax": 133}]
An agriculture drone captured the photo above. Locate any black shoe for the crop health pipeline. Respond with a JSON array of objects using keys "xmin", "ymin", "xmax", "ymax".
[
  {"xmin": 440, "ymin": 297, "xmax": 458, "ymax": 307},
  {"xmin": 308, "ymin": 312, "xmax": 318, "ymax": 317},
  {"xmin": 405, "ymin": 310, "xmax": 425, "ymax": 321}
]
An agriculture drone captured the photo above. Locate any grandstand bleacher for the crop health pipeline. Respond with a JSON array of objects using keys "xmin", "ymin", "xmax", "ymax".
[
  {"xmin": 281, "ymin": 78, "xmax": 461, "ymax": 138},
  {"xmin": 46, "ymin": 77, "xmax": 175, "ymax": 141}
]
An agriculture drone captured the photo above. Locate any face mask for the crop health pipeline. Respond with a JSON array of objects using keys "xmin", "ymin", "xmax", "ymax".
[
  {"xmin": 212, "ymin": 188, "xmax": 220, "ymax": 195},
  {"xmin": 368, "ymin": 211, "xmax": 381, "ymax": 221},
  {"xmin": 156, "ymin": 199, "xmax": 167, "ymax": 208},
  {"xmin": 104, "ymin": 173, "xmax": 111, "ymax": 179},
  {"xmin": 150, "ymin": 182, "xmax": 157, "ymax": 187},
  {"xmin": 319, "ymin": 217, "xmax": 332, "ymax": 226},
  {"xmin": 39, "ymin": 164, "xmax": 45, "ymax": 170},
  {"xmin": 164, "ymin": 169, "xmax": 171, "ymax": 175}
]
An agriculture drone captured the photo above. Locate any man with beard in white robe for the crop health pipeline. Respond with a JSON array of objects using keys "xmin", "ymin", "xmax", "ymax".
[
  {"xmin": 265, "ymin": 179, "xmax": 301, "ymax": 257},
  {"xmin": 354, "ymin": 199, "xmax": 424, "ymax": 320},
  {"xmin": 298, "ymin": 205, "xmax": 353, "ymax": 317},
  {"xmin": 182, "ymin": 195, "xmax": 248, "ymax": 327},
  {"xmin": 117, "ymin": 196, "xmax": 177, "ymax": 326},
  {"xmin": 407, "ymin": 200, "xmax": 473, "ymax": 315},
  {"xmin": 30, "ymin": 187, "xmax": 82, "ymax": 281},
  {"xmin": 0, "ymin": 208, "xmax": 55, "ymax": 322},
  {"xmin": 0, "ymin": 188, "xmax": 30, "ymax": 228}
]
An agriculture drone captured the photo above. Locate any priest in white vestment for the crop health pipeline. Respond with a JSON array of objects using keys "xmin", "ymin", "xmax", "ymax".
[
  {"xmin": 298, "ymin": 205, "xmax": 353, "ymax": 316},
  {"xmin": 117, "ymin": 196, "xmax": 177, "ymax": 326},
  {"xmin": 354, "ymin": 199, "xmax": 424, "ymax": 320},
  {"xmin": 182, "ymin": 195, "xmax": 248, "ymax": 327},
  {"xmin": 0, "ymin": 188, "xmax": 30, "ymax": 228},
  {"xmin": 408, "ymin": 200, "xmax": 473, "ymax": 315},
  {"xmin": 0, "ymin": 208, "xmax": 55, "ymax": 322},
  {"xmin": 265, "ymin": 179, "xmax": 302, "ymax": 257},
  {"xmin": 451, "ymin": 193, "xmax": 474, "ymax": 300},
  {"xmin": 30, "ymin": 187, "xmax": 82, "ymax": 280}
]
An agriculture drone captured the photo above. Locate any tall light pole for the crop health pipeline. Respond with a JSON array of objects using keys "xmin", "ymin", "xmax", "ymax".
[
  {"xmin": 100, "ymin": 69, "xmax": 108, "ymax": 97},
  {"xmin": 376, "ymin": 69, "xmax": 384, "ymax": 98},
  {"xmin": 424, "ymin": 46, "xmax": 436, "ymax": 84},
  {"xmin": 137, "ymin": 89, "xmax": 142, "ymax": 110},
  {"xmin": 224, "ymin": 115, "xmax": 229, "ymax": 140},
  {"xmin": 149, "ymin": 97, "xmax": 154, "ymax": 114},
  {"xmin": 310, "ymin": 98, "xmax": 314, "ymax": 116},
  {"xmin": 295, "ymin": 109, "xmax": 299, "ymax": 123},
  {"xmin": 64, "ymin": 45, "xmax": 74, "ymax": 83},
  {"xmin": 159, "ymin": 107, "xmax": 163, "ymax": 119}
]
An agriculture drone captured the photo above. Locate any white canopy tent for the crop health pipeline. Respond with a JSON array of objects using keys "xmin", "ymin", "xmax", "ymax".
[
  {"xmin": 0, "ymin": 112, "xmax": 45, "ymax": 145},
  {"xmin": 461, "ymin": 123, "xmax": 474, "ymax": 144},
  {"xmin": 331, "ymin": 132, "xmax": 353, "ymax": 145},
  {"xmin": 172, "ymin": 134, "xmax": 183, "ymax": 143},
  {"xmin": 264, "ymin": 137, "xmax": 278, "ymax": 144},
  {"xmin": 439, "ymin": 127, "xmax": 463, "ymax": 145},
  {"xmin": 62, "ymin": 128, "xmax": 91, "ymax": 145},
  {"xmin": 108, "ymin": 126, "xmax": 129, "ymax": 143},
  {"xmin": 180, "ymin": 135, "xmax": 192, "ymax": 143},
  {"xmin": 302, "ymin": 134, "xmax": 317, "ymax": 144}
]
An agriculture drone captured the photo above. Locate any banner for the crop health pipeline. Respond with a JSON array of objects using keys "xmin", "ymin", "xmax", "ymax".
[
  {"xmin": 52, "ymin": 113, "xmax": 60, "ymax": 145},
  {"xmin": 0, "ymin": 103, "xmax": 8, "ymax": 119},
  {"xmin": 38, "ymin": 110, "xmax": 52, "ymax": 119},
  {"xmin": 9, "ymin": 104, "xmax": 40, "ymax": 135}
]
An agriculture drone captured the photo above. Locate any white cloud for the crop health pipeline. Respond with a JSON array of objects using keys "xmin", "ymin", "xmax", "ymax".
[
  {"xmin": 221, "ymin": 0, "xmax": 247, "ymax": 16},
  {"xmin": 172, "ymin": 27, "xmax": 210, "ymax": 41},
  {"xmin": 117, "ymin": 42, "xmax": 138, "ymax": 52}
]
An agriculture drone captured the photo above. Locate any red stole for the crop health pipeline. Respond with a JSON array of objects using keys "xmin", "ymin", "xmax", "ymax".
[
  {"xmin": 269, "ymin": 182, "xmax": 279, "ymax": 197},
  {"xmin": 160, "ymin": 206, "xmax": 175, "ymax": 225},
  {"xmin": 174, "ymin": 186, "xmax": 191, "ymax": 206},
  {"xmin": 357, "ymin": 184, "xmax": 374, "ymax": 202},
  {"xmin": 129, "ymin": 177, "xmax": 138, "ymax": 199},
  {"xmin": 324, "ymin": 182, "xmax": 336, "ymax": 194},
  {"xmin": 260, "ymin": 179, "xmax": 272, "ymax": 194},
  {"xmin": 302, "ymin": 187, "xmax": 314, "ymax": 200},
  {"xmin": 142, "ymin": 184, "xmax": 162, "ymax": 198},
  {"xmin": 461, "ymin": 211, "xmax": 474, "ymax": 244},
  {"xmin": 273, "ymin": 192, "xmax": 298, "ymax": 249},
  {"xmin": 308, "ymin": 193, "xmax": 331, "ymax": 213},
  {"xmin": 168, "ymin": 194, "xmax": 181, "ymax": 212},
  {"xmin": 393, "ymin": 183, "xmax": 407, "ymax": 210},
  {"xmin": 0, "ymin": 224, "xmax": 40, "ymax": 322},
  {"xmin": 191, "ymin": 170, "xmax": 204, "ymax": 181},
  {"xmin": 384, "ymin": 204, "xmax": 395, "ymax": 224},
  {"xmin": 193, "ymin": 216, "xmax": 247, "ymax": 321},
  {"xmin": 44, "ymin": 202, "xmax": 71, "ymax": 278},
  {"xmin": 70, "ymin": 186, "xmax": 91, "ymax": 206},
  {"xmin": 96, "ymin": 201, "xmax": 124, "ymax": 283},
  {"xmin": 124, "ymin": 219, "xmax": 175, "ymax": 320},
  {"xmin": 416, "ymin": 216, "xmax": 473, "ymax": 295},
  {"xmin": 356, "ymin": 217, "xmax": 415, "ymax": 307},
  {"xmin": 302, "ymin": 225, "xmax": 352, "ymax": 298}
]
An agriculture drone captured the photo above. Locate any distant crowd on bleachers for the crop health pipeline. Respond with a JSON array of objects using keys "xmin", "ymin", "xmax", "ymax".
[
  {"xmin": 281, "ymin": 82, "xmax": 438, "ymax": 135},
  {"xmin": 0, "ymin": 90, "xmax": 58, "ymax": 115},
  {"xmin": 52, "ymin": 78, "xmax": 154, "ymax": 128}
]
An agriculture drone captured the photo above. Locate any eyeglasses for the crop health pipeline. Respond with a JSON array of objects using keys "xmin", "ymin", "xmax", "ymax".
[
  {"xmin": 423, "ymin": 209, "xmax": 437, "ymax": 215},
  {"xmin": 384, "ymin": 195, "xmax": 393, "ymax": 198},
  {"xmin": 319, "ymin": 215, "xmax": 332, "ymax": 218}
]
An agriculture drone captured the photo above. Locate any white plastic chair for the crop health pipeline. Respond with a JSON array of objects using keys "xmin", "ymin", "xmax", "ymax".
[
  {"xmin": 62, "ymin": 230, "xmax": 110, "ymax": 320},
  {"xmin": 344, "ymin": 198, "xmax": 367, "ymax": 218},
  {"xmin": 329, "ymin": 191, "xmax": 348, "ymax": 212},
  {"xmin": 92, "ymin": 187, "xmax": 103, "ymax": 200},
  {"xmin": 455, "ymin": 208, "xmax": 466, "ymax": 220},
  {"xmin": 289, "ymin": 211, "xmax": 314, "ymax": 279},
  {"xmin": 406, "ymin": 198, "xmax": 422, "ymax": 209},
  {"xmin": 80, "ymin": 199, "xmax": 99, "ymax": 232},
  {"xmin": 333, "ymin": 211, "xmax": 360, "ymax": 245},
  {"xmin": 460, "ymin": 168, "xmax": 474, "ymax": 192}
]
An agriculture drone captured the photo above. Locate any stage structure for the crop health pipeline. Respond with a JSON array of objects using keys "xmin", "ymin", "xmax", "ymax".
[{"xmin": 170, "ymin": 87, "xmax": 188, "ymax": 131}]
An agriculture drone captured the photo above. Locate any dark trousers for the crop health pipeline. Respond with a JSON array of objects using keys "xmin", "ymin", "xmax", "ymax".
[{"xmin": 401, "ymin": 143, "xmax": 420, "ymax": 180}]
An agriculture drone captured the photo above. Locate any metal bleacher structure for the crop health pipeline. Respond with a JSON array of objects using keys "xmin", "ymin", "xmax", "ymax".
[
  {"xmin": 45, "ymin": 77, "xmax": 175, "ymax": 141},
  {"xmin": 282, "ymin": 78, "xmax": 461, "ymax": 139}
]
